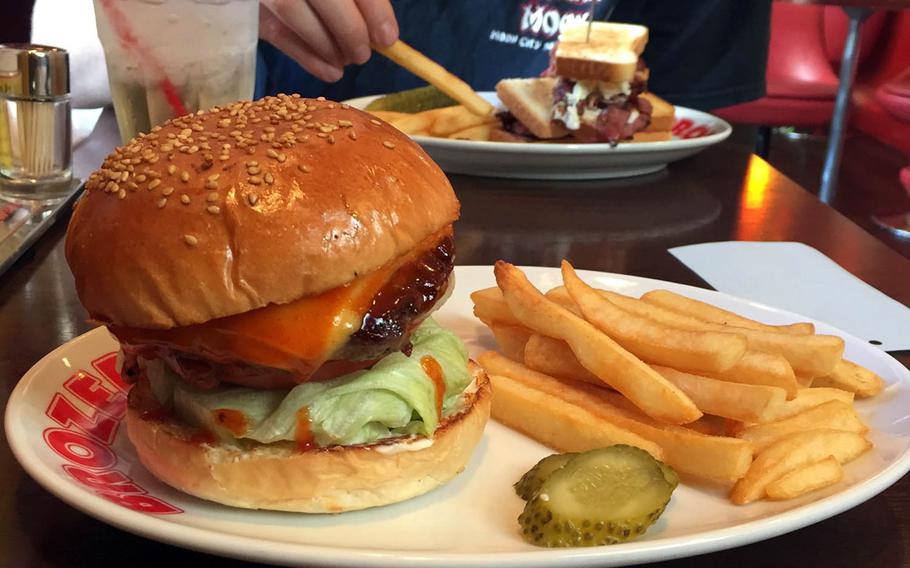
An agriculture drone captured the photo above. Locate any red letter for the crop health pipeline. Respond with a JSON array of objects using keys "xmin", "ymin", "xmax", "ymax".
[
  {"xmin": 43, "ymin": 428, "xmax": 117, "ymax": 469},
  {"xmin": 63, "ymin": 465, "xmax": 144, "ymax": 494},
  {"xmin": 92, "ymin": 352, "xmax": 128, "ymax": 391},
  {"xmin": 100, "ymin": 493, "xmax": 183, "ymax": 515},
  {"xmin": 64, "ymin": 372, "xmax": 126, "ymax": 418},
  {"xmin": 46, "ymin": 393, "xmax": 120, "ymax": 444}
]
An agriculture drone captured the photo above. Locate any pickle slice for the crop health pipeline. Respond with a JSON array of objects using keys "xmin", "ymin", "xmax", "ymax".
[
  {"xmin": 364, "ymin": 86, "xmax": 458, "ymax": 113},
  {"xmin": 518, "ymin": 445, "xmax": 677, "ymax": 547},
  {"xmin": 514, "ymin": 453, "xmax": 577, "ymax": 500}
]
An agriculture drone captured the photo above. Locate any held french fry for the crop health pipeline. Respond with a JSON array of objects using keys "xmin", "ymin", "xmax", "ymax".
[
  {"xmin": 494, "ymin": 261, "xmax": 701, "ymax": 424},
  {"xmin": 487, "ymin": 323, "xmax": 534, "ymax": 362},
  {"xmin": 523, "ymin": 333, "xmax": 605, "ymax": 385},
  {"xmin": 813, "ymin": 358, "xmax": 885, "ymax": 398},
  {"xmin": 652, "ymin": 365, "xmax": 787, "ymax": 423},
  {"xmin": 374, "ymin": 41, "xmax": 494, "ymax": 116},
  {"xmin": 640, "ymin": 289, "xmax": 814, "ymax": 335},
  {"xmin": 488, "ymin": 373, "xmax": 665, "ymax": 459},
  {"xmin": 765, "ymin": 457, "xmax": 844, "ymax": 500},
  {"xmin": 561, "ymin": 261, "xmax": 747, "ymax": 374},
  {"xmin": 478, "ymin": 352, "xmax": 752, "ymax": 482},
  {"xmin": 730, "ymin": 429, "xmax": 871, "ymax": 504},
  {"xmin": 760, "ymin": 387, "xmax": 855, "ymax": 422},
  {"xmin": 737, "ymin": 400, "xmax": 868, "ymax": 452}
]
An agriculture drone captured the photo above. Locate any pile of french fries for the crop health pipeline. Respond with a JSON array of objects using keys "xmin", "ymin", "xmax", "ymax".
[
  {"xmin": 475, "ymin": 261, "xmax": 883, "ymax": 505},
  {"xmin": 370, "ymin": 106, "xmax": 498, "ymax": 140}
]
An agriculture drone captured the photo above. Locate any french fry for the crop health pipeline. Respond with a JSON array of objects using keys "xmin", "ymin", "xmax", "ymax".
[
  {"xmin": 494, "ymin": 261, "xmax": 701, "ymax": 424},
  {"xmin": 765, "ymin": 457, "xmax": 844, "ymax": 500},
  {"xmin": 487, "ymin": 323, "xmax": 533, "ymax": 362},
  {"xmin": 390, "ymin": 109, "xmax": 442, "ymax": 134},
  {"xmin": 366, "ymin": 110, "xmax": 411, "ymax": 123},
  {"xmin": 706, "ymin": 350, "xmax": 799, "ymax": 399},
  {"xmin": 448, "ymin": 123, "xmax": 494, "ymax": 141},
  {"xmin": 813, "ymin": 359, "xmax": 885, "ymax": 399},
  {"xmin": 730, "ymin": 429, "xmax": 870, "ymax": 504},
  {"xmin": 478, "ymin": 352, "xmax": 752, "ymax": 482},
  {"xmin": 374, "ymin": 41, "xmax": 494, "ymax": 116},
  {"xmin": 737, "ymin": 400, "xmax": 868, "ymax": 452},
  {"xmin": 429, "ymin": 105, "xmax": 496, "ymax": 137},
  {"xmin": 562, "ymin": 262, "xmax": 747, "ymax": 374},
  {"xmin": 796, "ymin": 375, "xmax": 815, "ymax": 388},
  {"xmin": 652, "ymin": 365, "xmax": 787, "ymax": 423},
  {"xmin": 730, "ymin": 329, "xmax": 844, "ymax": 378},
  {"xmin": 640, "ymin": 289, "xmax": 814, "ymax": 335},
  {"xmin": 489, "ymin": 373, "xmax": 665, "ymax": 459},
  {"xmin": 761, "ymin": 387, "xmax": 855, "ymax": 422},
  {"xmin": 523, "ymin": 333, "xmax": 605, "ymax": 385},
  {"xmin": 471, "ymin": 287, "xmax": 522, "ymax": 326}
]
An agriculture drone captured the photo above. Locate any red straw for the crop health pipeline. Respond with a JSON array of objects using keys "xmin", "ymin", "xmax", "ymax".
[{"xmin": 98, "ymin": 0, "xmax": 188, "ymax": 117}]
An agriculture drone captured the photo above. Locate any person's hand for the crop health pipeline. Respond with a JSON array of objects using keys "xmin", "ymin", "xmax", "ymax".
[{"xmin": 259, "ymin": 0, "xmax": 399, "ymax": 83}]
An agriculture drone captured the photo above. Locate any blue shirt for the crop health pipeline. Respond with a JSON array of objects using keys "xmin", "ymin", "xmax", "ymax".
[{"xmin": 256, "ymin": 0, "xmax": 769, "ymax": 111}]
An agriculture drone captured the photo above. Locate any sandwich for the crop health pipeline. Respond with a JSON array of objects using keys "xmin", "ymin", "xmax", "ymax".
[
  {"xmin": 494, "ymin": 22, "xmax": 673, "ymax": 144},
  {"xmin": 65, "ymin": 94, "xmax": 491, "ymax": 513}
]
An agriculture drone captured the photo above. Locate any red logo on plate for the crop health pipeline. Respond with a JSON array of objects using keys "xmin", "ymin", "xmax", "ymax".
[
  {"xmin": 672, "ymin": 118, "xmax": 713, "ymax": 139},
  {"xmin": 42, "ymin": 352, "xmax": 182, "ymax": 515}
]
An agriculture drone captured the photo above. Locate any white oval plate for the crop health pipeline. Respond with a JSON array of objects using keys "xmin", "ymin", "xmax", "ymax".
[
  {"xmin": 345, "ymin": 93, "xmax": 732, "ymax": 180},
  {"xmin": 7, "ymin": 266, "xmax": 910, "ymax": 567}
]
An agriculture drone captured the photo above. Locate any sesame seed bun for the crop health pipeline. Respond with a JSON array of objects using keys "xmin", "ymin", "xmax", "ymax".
[
  {"xmin": 65, "ymin": 95, "xmax": 459, "ymax": 329},
  {"xmin": 125, "ymin": 361, "xmax": 490, "ymax": 513}
]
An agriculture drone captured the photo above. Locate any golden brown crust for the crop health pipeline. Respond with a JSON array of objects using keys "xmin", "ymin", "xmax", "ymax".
[
  {"xmin": 495, "ymin": 78, "xmax": 569, "ymax": 140},
  {"xmin": 126, "ymin": 362, "xmax": 491, "ymax": 512},
  {"xmin": 66, "ymin": 95, "xmax": 459, "ymax": 329}
]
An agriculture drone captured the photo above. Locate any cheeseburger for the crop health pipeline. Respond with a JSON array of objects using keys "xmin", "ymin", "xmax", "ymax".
[{"xmin": 65, "ymin": 94, "xmax": 490, "ymax": 513}]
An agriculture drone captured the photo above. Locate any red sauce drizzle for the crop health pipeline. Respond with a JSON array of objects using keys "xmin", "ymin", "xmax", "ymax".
[
  {"xmin": 295, "ymin": 407, "xmax": 316, "ymax": 450},
  {"xmin": 212, "ymin": 408, "xmax": 248, "ymax": 437},
  {"xmin": 420, "ymin": 356, "xmax": 445, "ymax": 420}
]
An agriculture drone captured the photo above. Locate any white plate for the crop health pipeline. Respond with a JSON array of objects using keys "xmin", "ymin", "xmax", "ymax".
[
  {"xmin": 7, "ymin": 266, "xmax": 910, "ymax": 567},
  {"xmin": 345, "ymin": 93, "xmax": 732, "ymax": 180}
]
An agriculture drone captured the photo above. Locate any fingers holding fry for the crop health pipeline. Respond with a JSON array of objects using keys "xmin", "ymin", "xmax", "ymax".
[{"xmin": 494, "ymin": 261, "xmax": 701, "ymax": 424}]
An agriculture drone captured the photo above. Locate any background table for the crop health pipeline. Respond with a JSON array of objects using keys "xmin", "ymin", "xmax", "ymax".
[{"xmin": 2, "ymin": 111, "xmax": 910, "ymax": 567}]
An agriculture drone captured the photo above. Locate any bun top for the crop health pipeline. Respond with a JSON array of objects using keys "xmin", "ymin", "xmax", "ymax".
[{"xmin": 66, "ymin": 95, "xmax": 458, "ymax": 329}]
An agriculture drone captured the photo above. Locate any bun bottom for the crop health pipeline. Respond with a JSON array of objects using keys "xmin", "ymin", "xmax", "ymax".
[{"xmin": 127, "ymin": 362, "xmax": 491, "ymax": 513}]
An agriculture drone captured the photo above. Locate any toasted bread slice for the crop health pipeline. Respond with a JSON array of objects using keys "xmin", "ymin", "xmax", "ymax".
[
  {"xmin": 640, "ymin": 93, "xmax": 675, "ymax": 132},
  {"xmin": 495, "ymin": 78, "xmax": 569, "ymax": 139},
  {"xmin": 556, "ymin": 22, "xmax": 649, "ymax": 82}
]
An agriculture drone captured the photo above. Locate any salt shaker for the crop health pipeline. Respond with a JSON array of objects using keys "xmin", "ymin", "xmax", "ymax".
[{"xmin": 0, "ymin": 44, "xmax": 72, "ymax": 200}]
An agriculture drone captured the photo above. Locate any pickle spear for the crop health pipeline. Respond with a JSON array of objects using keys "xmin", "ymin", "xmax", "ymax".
[
  {"xmin": 365, "ymin": 86, "xmax": 458, "ymax": 113},
  {"xmin": 518, "ymin": 445, "xmax": 677, "ymax": 547}
]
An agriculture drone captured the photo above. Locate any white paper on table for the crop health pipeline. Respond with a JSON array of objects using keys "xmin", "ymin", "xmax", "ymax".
[{"xmin": 669, "ymin": 241, "xmax": 910, "ymax": 351}]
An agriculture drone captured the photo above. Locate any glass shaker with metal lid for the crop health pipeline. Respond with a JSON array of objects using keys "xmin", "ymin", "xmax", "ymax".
[{"xmin": 0, "ymin": 44, "xmax": 72, "ymax": 200}]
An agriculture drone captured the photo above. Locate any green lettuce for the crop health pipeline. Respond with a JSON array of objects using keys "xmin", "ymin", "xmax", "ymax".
[{"xmin": 146, "ymin": 318, "xmax": 472, "ymax": 447}]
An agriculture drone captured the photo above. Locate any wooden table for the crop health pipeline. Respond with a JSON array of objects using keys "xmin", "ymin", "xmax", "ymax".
[{"xmin": 2, "ymin": 111, "xmax": 910, "ymax": 567}]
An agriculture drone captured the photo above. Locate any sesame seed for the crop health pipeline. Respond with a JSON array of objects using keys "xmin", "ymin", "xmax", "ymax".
[
  {"xmin": 205, "ymin": 180, "xmax": 218, "ymax": 189},
  {"xmin": 219, "ymin": 154, "xmax": 230, "ymax": 161},
  {"xmin": 383, "ymin": 141, "xmax": 396, "ymax": 149},
  {"xmin": 317, "ymin": 96, "xmax": 326, "ymax": 101},
  {"xmin": 157, "ymin": 198, "xmax": 167, "ymax": 209},
  {"xmin": 206, "ymin": 193, "xmax": 219, "ymax": 202},
  {"xmin": 327, "ymin": 135, "xmax": 335, "ymax": 144},
  {"xmin": 266, "ymin": 149, "xmax": 279, "ymax": 159},
  {"xmin": 265, "ymin": 172, "xmax": 274, "ymax": 184},
  {"xmin": 162, "ymin": 186, "xmax": 175, "ymax": 196},
  {"xmin": 136, "ymin": 174, "xmax": 148, "ymax": 183},
  {"xmin": 118, "ymin": 189, "xmax": 126, "ymax": 199},
  {"xmin": 317, "ymin": 133, "xmax": 328, "ymax": 139},
  {"xmin": 180, "ymin": 194, "xmax": 191, "ymax": 205},
  {"xmin": 249, "ymin": 176, "xmax": 262, "ymax": 185},
  {"xmin": 148, "ymin": 179, "xmax": 161, "ymax": 190},
  {"xmin": 207, "ymin": 205, "xmax": 221, "ymax": 215},
  {"xmin": 180, "ymin": 171, "xmax": 190, "ymax": 182},
  {"xmin": 247, "ymin": 166, "xmax": 260, "ymax": 175},
  {"xmin": 370, "ymin": 119, "xmax": 382, "ymax": 126},
  {"xmin": 246, "ymin": 161, "xmax": 258, "ymax": 167},
  {"xmin": 298, "ymin": 164, "xmax": 312, "ymax": 173},
  {"xmin": 167, "ymin": 165, "xmax": 177, "ymax": 175},
  {"xmin": 338, "ymin": 119, "xmax": 353, "ymax": 127},
  {"xmin": 184, "ymin": 234, "xmax": 198, "ymax": 246},
  {"xmin": 247, "ymin": 193, "xmax": 259, "ymax": 205}
]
